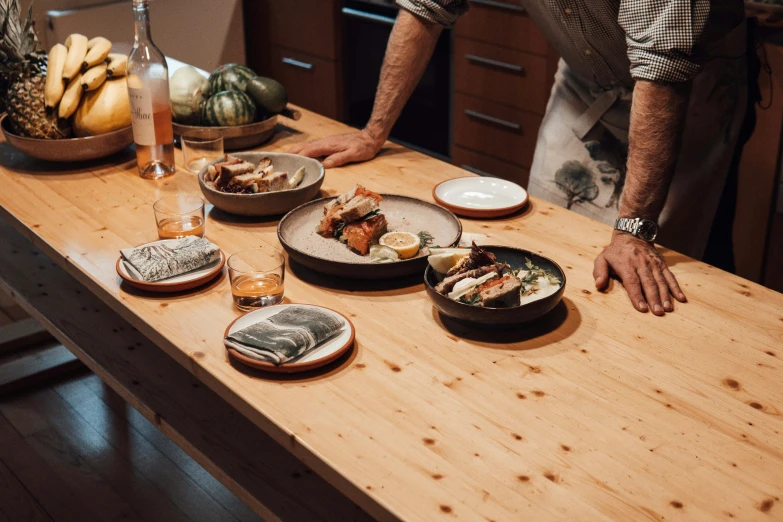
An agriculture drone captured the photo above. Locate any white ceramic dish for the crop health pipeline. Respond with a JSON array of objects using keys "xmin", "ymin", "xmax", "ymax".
[
  {"xmin": 116, "ymin": 239, "xmax": 226, "ymax": 293},
  {"xmin": 224, "ymin": 304, "xmax": 355, "ymax": 373},
  {"xmin": 433, "ymin": 177, "xmax": 529, "ymax": 218}
]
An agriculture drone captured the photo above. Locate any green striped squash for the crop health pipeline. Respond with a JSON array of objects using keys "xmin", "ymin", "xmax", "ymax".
[
  {"xmin": 202, "ymin": 90, "xmax": 257, "ymax": 127},
  {"xmin": 208, "ymin": 64, "xmax": 256, "ymax": 93}
]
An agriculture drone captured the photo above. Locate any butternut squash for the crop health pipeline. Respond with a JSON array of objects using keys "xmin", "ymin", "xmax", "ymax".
[{"xmin": 73, "ymin": 78, "xmax": 131, "ymax": 137}]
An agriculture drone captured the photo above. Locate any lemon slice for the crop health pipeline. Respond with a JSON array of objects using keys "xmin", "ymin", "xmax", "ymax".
[
  {"xmin": 379, "ymin": 231, "xmax": 420, "ymax": 259},
  {"xmin": 369, "ymin": 245, "xmax": 400, "ymax": 264},
  {"xmin": 428, "ymin": 251, "xmax": 470, "ymax": 274}
]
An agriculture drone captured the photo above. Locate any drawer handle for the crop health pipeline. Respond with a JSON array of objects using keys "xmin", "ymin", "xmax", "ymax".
[
  {"xmin": 464, "ymin": 109, "xmax": 521, "ymax": 131},
  {"xmin": 471, "ymin": 0, "xmax": 525, "ymax": 13},
  {"xmin": 282, "ymin": 57, "xmax": 313, "ymax": 70},
  {"xmin": 461, "ymin": 165, "xmax": 496, "ymax": 177},
  {"xmin": 465, "ymin": 54, "xmax": 524, "ymax": 74},
  {"xmin": 342, "ymin": 7, "xmax": 397, "ymax": 26}
]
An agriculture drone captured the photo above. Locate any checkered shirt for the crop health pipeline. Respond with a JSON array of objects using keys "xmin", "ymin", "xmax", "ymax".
[{"xmin": 396, "ymin": 0, "xmax": 743, "ymax": 85}]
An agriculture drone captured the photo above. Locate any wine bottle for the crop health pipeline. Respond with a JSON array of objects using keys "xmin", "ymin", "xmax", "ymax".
[{"xmin": 127, "ymin": 0, "xmax": 175, "ymax": 179}]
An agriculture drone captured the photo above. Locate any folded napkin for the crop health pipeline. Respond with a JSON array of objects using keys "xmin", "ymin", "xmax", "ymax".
[
  {"xmin": 121, "ymin": 236, "xmax": 220, "ymax": 282},
  {"xmin": 225, "ymin": 306, "xmax": 345, "ymax": 365}
]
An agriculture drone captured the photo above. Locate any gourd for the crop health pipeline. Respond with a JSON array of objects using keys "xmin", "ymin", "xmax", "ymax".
[
  {"xmin": 202, "ymin": 90, "xmax": 256, "ymax": 127},
  {"xmin": 208, "ymin": 64, "xmax": 255, "ymax": 94},
  {"xmin": 170, "ymin": 66, "xmax": 210, "ymax": 125},
  {"xmin": 73, "ymin": 78, "xmax": 131, "ymax": 137}
]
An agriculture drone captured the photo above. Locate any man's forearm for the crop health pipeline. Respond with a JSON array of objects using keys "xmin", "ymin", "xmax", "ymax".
[
  {"xmin": 364, "ymin": 10, "xmax": 442, "ymax": 143},
  {"xmin": 621, "ymin": 80, "xmax": 691, "ymax": 221}
]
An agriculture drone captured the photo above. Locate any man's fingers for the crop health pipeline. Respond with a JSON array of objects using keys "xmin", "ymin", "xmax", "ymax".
[
  {"xmin": 638, "ymin": 267, "xmax": 664, "ymax": 315},
  {"xmin": 287, "ymin": 143, "xmax": 305, "ymax": 154},
  {"xmin": 292, "ymin": 140, "xmax": 340, "ymax": 159},
  {"xmin": 616, "ymin": 268, "xmax": 648, "ymax": 312},
  {"xmin": 593, "ymin": 255, "xmax": 610, "ymax": 290},
  {"xmin": 652, "ymin": 268, "xmax": 673, "ymax": 312},
  {"xmin": 662, "ymin": 267, "xmax": 687, "ymax": 302},
  {"xmin": 323, "ymin": 150, "xmax": 357, "ymax": 169}
]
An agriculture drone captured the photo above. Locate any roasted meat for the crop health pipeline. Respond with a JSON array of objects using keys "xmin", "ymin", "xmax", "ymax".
[
  {"xmin": 471, "ymin": 274, "xmax": 523, "ymax": 307},
  {"xmin": 343, "ymin": 214, "xmax": 388, "ymax": 255},
  {"xmin": 317, "ymin": 186, "xmax": 384, "ymax": 240},
  {"xmin": 447, "ymin": 242, "xmax": 497, "ymax": 276},
  {"xmin": 435, "ymin": 263, "xmax": 504, "ymax": 294}
]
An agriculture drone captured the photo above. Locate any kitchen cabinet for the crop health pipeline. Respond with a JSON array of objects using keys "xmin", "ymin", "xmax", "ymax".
[{"xmin": 245, "ymin": 0, "xmax": 343, "ymax": 120}]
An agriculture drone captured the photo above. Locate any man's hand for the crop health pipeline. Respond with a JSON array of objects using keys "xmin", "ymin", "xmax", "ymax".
[
  {"xmin": 287, "ymin": 129, "xmax": 384, "ymax": 169},
  {"xmin": 593, "ymin": 232, "xmax": 686, "ymax": 315}
]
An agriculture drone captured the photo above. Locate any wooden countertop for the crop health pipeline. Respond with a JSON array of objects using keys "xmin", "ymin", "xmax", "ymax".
[{"xmin": 0, "ymin": 108, "xmax": 781, "ymax": 521}]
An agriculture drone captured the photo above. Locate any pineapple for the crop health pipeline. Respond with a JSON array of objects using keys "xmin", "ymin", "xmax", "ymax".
[{"xmin": 0, "ymin": 0, "xmax": 70, "ymax": 139}]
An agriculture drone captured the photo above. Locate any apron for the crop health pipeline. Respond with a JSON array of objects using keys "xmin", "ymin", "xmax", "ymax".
[{"xmin": 527, "ymin": 20, "xmax": 748, "ymax": 260}]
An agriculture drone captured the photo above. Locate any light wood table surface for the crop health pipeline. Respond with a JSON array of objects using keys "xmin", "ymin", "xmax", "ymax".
[{"xmin": 0, "ymin": 107, "xmax": 782, "ymax": 521}]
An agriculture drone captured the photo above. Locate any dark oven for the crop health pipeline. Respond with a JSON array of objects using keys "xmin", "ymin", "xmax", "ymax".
[{"xmin": 342, "ymin": 0, "xmax": 452, "ymax": 159}]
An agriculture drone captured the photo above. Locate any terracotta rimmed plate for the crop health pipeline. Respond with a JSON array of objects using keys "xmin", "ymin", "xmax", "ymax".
[
  {"xmin": 278, "ymin": 194, "xmax": 462, "ymax": 280},
  {"xmin": 116, "ymin": 239, "xmax": 226, "ymax": 293},
  {"xmin": 433, "ymin": 177, "xmax": 529, "ymax": 218},
  {"xmin": 224, "ymin": 304, "xmax": 355, "ymax": 373}
]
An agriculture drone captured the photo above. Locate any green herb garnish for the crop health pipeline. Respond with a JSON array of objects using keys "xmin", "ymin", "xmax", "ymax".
[
  {"xmin": 418, "ymin": 230, "xmax": 435, "ymax": 248},
  {"xmin": 459, "ymin": 292, "xmax": 482, "ymax": 306},
  {"xmin": 360, "ymin": 209, "xmax": 381, "ymax": 221},
  {"xmin": 334, "ymin": 221, "xmax": 346, "ymax": 239}
]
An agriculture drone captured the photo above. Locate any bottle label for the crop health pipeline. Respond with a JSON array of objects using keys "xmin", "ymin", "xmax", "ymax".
[{"xmin": 129, "ymin": 86, "xmax": 156, "ymax": 146}]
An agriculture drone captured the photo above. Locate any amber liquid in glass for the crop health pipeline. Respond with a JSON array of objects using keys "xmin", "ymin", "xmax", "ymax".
[
  {"xmin": 231, "ymin": 274, "xmax": 284, "ymax": 310},
  {"xmin": 157, "ymin": 216, "xmax": 205, "ymax": 239}
]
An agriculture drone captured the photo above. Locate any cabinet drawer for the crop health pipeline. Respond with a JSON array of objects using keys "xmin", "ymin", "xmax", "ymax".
[
  {"xmin": 269, "ymin": 47, "xmax": 342, "ymax": 120},
  {"xmin": 455, "ymin": 38, "xmax": 550, "ymax": 114},
  {"xmin": 453, "ymin": 93, "xmax": 541, "ymax": 168},
  {"xmin": 456, "ymin": 0, "xmax": 547, "ymax": 55},
  {"xmin": 452, "ymin": 146, "xmax": 530, "ymax": 186},
  {"xmin": 264, "ymin": 0, "xmax": 340, "ymax": 60}
]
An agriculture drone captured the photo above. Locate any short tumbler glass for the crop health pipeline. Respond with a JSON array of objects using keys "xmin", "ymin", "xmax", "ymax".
[
  {"xmin": 181, "ymin": 130, "xmax": 224, "ymax": 174},
  {"xmin": 228, "ymin": 248, "xmax": 286, "ymax": 311},
  {"xmin": 153, "ymin": 195, "xmax": 206, "ymax": 239}
]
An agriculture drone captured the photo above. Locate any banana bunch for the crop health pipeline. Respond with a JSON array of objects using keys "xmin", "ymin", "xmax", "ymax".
[{"xmin": 44, "ymin": 34, "xmax": 129, "ymax": 119}]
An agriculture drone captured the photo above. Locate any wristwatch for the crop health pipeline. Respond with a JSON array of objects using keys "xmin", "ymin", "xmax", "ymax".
[{"xmin": 614, "ymin": 217, "xmax": 658, "ymax": 242}]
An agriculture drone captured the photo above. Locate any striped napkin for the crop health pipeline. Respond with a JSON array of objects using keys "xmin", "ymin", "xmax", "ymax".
[
  {"xmin": 225, "ymin": 306, "xmax": 345, "ymax": 365},
  {"xmin": 121, "ymin": 237, "xmax": 220, "ymax": 282}
]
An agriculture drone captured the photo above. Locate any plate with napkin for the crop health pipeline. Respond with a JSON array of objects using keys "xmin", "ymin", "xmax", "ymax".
[
  {"xmin": 224, "ymin": 304, "xmax": 355, "ymax": 373},
  {"xmin": 117, "ymin": 237, "xmax": 226, "ymax": 292}
]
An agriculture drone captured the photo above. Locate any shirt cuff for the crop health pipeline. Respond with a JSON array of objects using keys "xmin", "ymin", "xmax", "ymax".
[
  {"xmin": 627, "ymin": 49, "xmax": 702, "ymax": 83},
  {"xmin": 395, "ymin": 0, "xmax": 468, "ymax": 27}
]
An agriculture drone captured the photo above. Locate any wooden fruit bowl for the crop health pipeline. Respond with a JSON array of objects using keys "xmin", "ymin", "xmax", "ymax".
[{"xmin": 1, "ymin": 114, "xmax": 133, "ymax": 163}]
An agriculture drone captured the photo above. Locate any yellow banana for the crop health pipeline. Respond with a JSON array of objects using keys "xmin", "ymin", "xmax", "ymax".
[
  {"xmin": 81, "ymin": 64, "xmax": 107, "ymax": 91},
  {"xmin": 106, "ymin": 53, "xmax": 127, "ymax": 78},
  {"xmin": 82, "ymin": 37, "xmax": 111, "ymax": 70},
  {"xmin": 62, "ymin": 34, "xmax": 88, "ymax": 81},
  {"xmin": 44, "ymin": 43, "xmax": 68, "ymax": 108},
  {"xmin": 58, "ymin": 74, "xmax": 83, "ymax": 119}
]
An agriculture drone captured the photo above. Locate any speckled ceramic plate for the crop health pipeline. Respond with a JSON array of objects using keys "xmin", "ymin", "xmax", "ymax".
[
  {"xmin": 278, "ymin": 195, "xmax": 462, "ymax": 279},
  {"xmin": 116, "ymin": 239, "xmax": 226, "ymax": 293},
  {"xmin": 224, "ymin": 304, "xmax": 355, "ymax": 373}
]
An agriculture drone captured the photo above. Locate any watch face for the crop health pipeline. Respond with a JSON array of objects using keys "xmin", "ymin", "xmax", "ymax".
[{"xmin": 637, "ymin": 220, "xmax": 658, "ymax": 242}]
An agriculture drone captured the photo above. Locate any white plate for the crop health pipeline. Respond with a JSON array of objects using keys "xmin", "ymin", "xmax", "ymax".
[
  {"xmin": 433, "ymin": 177, "xmax": 529, "ymax": 218},
  {"xmin": 116, "ymin": 239, "xmax": 226, "ymax": 293},
  {"xmin": 224, "ymin": 304, "xmax": 356, "ymax": 373}
]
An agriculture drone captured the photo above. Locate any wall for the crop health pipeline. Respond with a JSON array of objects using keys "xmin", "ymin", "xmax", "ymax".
[{"xmin": 22, "ymin": 0, "xmax": 245, "ymax": 72}]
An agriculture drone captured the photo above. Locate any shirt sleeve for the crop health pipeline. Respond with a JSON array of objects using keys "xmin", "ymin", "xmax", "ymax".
[
  {"xmin": 618, "ymin": 0, "xmax": 711, "ymax": 83},
  {"xmin": 396, "ymin": 0, "xmax": 469, "ymax": 27}
]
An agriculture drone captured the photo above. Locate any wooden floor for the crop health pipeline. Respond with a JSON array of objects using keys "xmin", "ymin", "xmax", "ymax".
[{"xmin": 0, "ymin": 292, "xmax": 264, "ymax": 522}]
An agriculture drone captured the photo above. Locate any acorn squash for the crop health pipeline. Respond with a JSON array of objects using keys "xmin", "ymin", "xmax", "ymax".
[{"xmin": 73, "ymin": 78, "xmax": 131, "ymax": 137}]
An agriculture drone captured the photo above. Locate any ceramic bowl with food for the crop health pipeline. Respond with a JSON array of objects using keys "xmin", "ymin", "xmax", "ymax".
[
  {"xmin": 424, "ymin": 245, "xmax": 566, "ymax": 328},
  {"xmin": 198, "ymin": 151, "xmax": 324, "ymax": 217},
  {"xmin": 1, "ymin": 115, "xmax": 133, "ymax": 163}
]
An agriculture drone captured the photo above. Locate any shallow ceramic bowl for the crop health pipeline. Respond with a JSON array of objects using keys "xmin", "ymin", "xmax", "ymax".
[
  {"xmin": 278, "ymin": 195, "xmax": 462, "ymax": 280},
  {"xmin": 174, "ymin": 116, "xmax": 277, "ymax": 151},
  {"xmin": 433, "ymin": 177, "xmax": 529, "ymax": 218},
  {"xmin": 198, "ymin": 152, "xmax": 325, "ymax": 217},
  {"xmin": 425, "ymin": 246, "xmax": 566, "ymax": 328},
  {"xmin": 1, "ymin": 115, "xmax": 133, "ymax": 163}
]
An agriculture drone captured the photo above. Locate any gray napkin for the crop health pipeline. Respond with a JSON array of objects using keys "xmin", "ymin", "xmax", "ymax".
[
  {"xmin": 120, "ymin": 237, "xmax": 220, "ymax": 282},
  {"xmin": 225, "ymin": 306, "xmax": 345, "ymax": 365}
]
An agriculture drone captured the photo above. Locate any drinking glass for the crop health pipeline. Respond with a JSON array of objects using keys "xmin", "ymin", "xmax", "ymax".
[
  {"xmin": 153, "ymin": 195, "xmax": 205, "ymax": 239},
  {"xmin": 228, "ymin": 248, "xmax": 286, "ymax": 311},
  {"xmin": 181, "ymin": 130, "xmax": 224, "ymax": 174}
]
